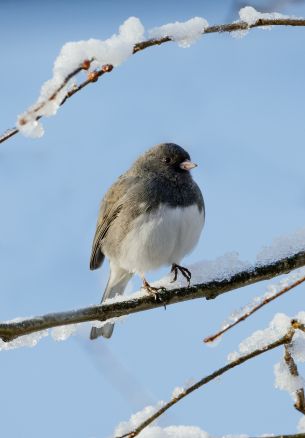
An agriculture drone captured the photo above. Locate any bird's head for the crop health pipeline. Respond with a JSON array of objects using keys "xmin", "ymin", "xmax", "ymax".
[{"xmin": 137, "ymin": 143, "xmax": 197, "ymax": 175}]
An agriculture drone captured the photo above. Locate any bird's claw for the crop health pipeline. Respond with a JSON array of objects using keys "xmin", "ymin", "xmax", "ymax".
[
  {"xmin": 171, "ymin": 263, "xmax": 192, "ymax": 287},
  {"xmin": 142, "ymin": 279, "xmax": 166, "ymax": 307}
]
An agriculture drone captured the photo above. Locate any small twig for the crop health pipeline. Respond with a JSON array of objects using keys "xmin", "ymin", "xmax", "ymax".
[
  {"xmin": 115, "ymin": 326, "xmax": 295, "ymax": 437},
  {"xmin": 2, "ymin": 17, "xmax": 305, "ymax": 144},
  {"xmin": 284, "ymin": 344, "xmax": 305, "ymax": 414},
  {"xmin": 204, "ymin": 274, "xmax": 305, "ymax": 343}
]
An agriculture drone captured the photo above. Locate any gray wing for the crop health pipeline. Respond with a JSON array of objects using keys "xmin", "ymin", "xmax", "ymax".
[{"xmin": 89, "ymin": 175, "xmax": 139, "ymax": 270}]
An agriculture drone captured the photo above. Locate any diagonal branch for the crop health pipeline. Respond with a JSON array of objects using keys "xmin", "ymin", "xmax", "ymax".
[
  {"xmin": 204, "ymin": 274, "xmax": 305, "ymax": 343},
  {"xmin": 115, "ymin": 326, "xmax": 296, "ymax": 438},
  {"xmin": 1, "ymin": 17, "xmax": 305, "ymax": 144},
  {"xmin": 0, "ymin": 249, "xmax": 304, "ymax": 342}
]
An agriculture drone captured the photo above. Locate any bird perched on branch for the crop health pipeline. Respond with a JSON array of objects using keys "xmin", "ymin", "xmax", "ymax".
[{"xmin": 90, "ymin": 143, "xmax": 204, "ymax": 339}]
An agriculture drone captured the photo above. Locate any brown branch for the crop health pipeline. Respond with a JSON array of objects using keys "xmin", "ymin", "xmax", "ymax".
[
  {"xmin": 284, "ymin": 344, "xmax": 305, "ymax": 414},
  {"xmin": 0, "ymin": 249, "xmax": 304, "ymax": 343},
  {"xmin": 115, "ymin": 327, "xmax": 296, "ymax": 438},
  {"xmin": 2, "ymin": 17, "xmax": 305, "ymax": 144},
  {"xmin": 204, "ymin": 274, "xmax": 305, "ymax": 343}
]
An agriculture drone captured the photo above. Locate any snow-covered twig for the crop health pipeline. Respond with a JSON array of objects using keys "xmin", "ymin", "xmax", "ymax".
[
  {"xmin": 204, "ymin": 274, "xmax": 305, "ymax": 344},
  {"xmin": 1, "ymin": 14, "xmax": 305, "ymax": 144},
  {"xmin": 115, "ymin": 324, "xmax": 297, "ymax": 438},
  {"xmin": 284, "ymin": 343, "xmax": 305, "ymax": 415},
  {"xmin": 0, "ymin": 248, "xmax": 304, "ymax": 343}
]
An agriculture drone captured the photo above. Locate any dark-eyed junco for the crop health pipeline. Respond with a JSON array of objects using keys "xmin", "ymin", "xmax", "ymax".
[{"xmin": 90, "ymin": 143, "xmax": 204, "ymax": 339}]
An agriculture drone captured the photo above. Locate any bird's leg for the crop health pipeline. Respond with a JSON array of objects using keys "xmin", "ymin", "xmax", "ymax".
[{"xmin": 170, "ymin": 263, "xmax": 192, "ymax": 287}]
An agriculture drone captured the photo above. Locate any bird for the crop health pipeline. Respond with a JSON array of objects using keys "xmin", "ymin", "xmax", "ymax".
[{"xmin": 89, "ymin": 143, "xmax": 205, "ymax": 339}]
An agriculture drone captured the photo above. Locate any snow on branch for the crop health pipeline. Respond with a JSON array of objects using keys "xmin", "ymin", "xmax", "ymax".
[
  {"xmin": 0, "ymin": 239, "xmax": 305, "ymax": 345},
  {"xmin": 1, "ymin": 7, "xmax": 305, "ymax": 144}
]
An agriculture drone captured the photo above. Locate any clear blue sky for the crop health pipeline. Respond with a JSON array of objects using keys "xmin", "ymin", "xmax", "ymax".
[{"xmin": 1, "ymin": 1, "xmax": 305, "ymax": 437}]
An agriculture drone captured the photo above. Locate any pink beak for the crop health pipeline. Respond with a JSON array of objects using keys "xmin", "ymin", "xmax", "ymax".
[{"xmin": 180, "ymin": 159, "xmax": 198, "ymax": 171}]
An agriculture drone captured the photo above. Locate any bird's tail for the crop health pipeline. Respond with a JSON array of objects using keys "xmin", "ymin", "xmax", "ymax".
[{"xmin": 90, "ymin": 265, "xmax": 132, "ymax": 340}]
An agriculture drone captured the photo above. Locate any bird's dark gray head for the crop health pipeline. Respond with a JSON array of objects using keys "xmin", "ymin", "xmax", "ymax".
[{"xmin": 134, "ymin": 143, "xmax": 197, "ymax": 175}]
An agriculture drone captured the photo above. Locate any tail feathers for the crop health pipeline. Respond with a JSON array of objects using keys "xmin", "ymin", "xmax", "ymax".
[
  {"xmin": 90, "ymin": 266, "xmax": 132, "ymax": 340},
  {"xmin": 90, "ymin": 322, "xmax": 114, "ymax": 340}
]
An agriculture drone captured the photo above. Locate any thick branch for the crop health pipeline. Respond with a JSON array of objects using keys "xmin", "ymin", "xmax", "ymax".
[
  {"xmin": 0, "ymin": 250, "xmax": 304, "ymax": 342},
  {"xmin": 2, "ymin": 17, "xmax": 305, "ymax": 144}
]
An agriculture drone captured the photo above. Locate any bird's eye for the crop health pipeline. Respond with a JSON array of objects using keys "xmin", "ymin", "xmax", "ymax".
[{"xmin": 163, "ymin": 157, "xmax": 171, "ymax": 164}]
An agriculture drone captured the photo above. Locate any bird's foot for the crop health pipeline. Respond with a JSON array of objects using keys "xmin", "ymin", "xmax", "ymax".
[
  {"xmin": 171, "ymin": 263, "xmax": 192, "ymax": 287},
  {"xmin": 142, "ymin": 278, "xmax": 166, "ymax": 302}
]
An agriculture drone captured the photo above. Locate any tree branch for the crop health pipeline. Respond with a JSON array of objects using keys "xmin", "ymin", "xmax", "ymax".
[
  {"xmin": 0, "ymin": 250, "xmax": 304, "ymax": 342},
  {"xmin": 204, "ymin": 274, "xmax": 305, "ymax": 343},
  {"xmin": 115, "ymin": 326, "xmax": 296, "ymax": 438},
  {"xmin": 1, "ymin": 17, "xmax": 305, "ymax": 144}
]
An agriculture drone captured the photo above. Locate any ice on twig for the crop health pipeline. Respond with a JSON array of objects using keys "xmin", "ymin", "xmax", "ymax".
[
  {"xmin": 17, "ymin": 17, "xmax": 144, "ymax": 138},
  {"xmin": 149, "ymin": 17, "xmax": 208, "ymax": 48}
]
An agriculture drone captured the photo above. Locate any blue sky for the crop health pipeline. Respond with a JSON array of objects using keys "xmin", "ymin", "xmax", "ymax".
[{"xmin": 1, "ymin": 0, "xmax": 305, "ymax": 437}]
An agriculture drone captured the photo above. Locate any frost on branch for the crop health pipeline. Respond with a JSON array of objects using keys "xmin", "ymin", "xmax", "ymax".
[
  {"xmin": 149, "ymin": 17, "xmax": 209, "ymax": 48},
  {"xmin": 16, "ymin": 17, "xmax": 144, "ymax": 138}
]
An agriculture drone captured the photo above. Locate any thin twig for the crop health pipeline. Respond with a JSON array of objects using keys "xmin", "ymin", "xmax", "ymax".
[
  {"xmin": 284, "ymin": 344, "xmax": 305, "ymax": 414},
  {"xmin": 0, "ymin": 250, "xmax": 304, "ymax": 342},
  {"xmin": 1, "ymin": 17, "xmax": 305, "ymax": 144},
  {"xmin": 115, "ymin": 327, "xmax": 295, "ymax": 437},
  {"xmin": 204, "ymin": 274, "xmax": 305, "ymax": 343}
]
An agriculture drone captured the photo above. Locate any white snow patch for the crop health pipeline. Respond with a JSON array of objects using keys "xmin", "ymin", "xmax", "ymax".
[
  {"xmin": 114, "ymin": 402, "xmax": 164, "ymax": 436},
  {"xmin": 232, "ymin": 6, "xmax": 291, "ymax": 38},
  {"xmin": 274, "ymin": 358, "xmax": 305, "ymax": 400},
  {"xmin": 257, "ymin": 227, "xmax": 305, "ymax": 265},
  {"xmin": 51, "ymin": 324, "xmax": 77, "ymax": 341},
  {"xmin": 228, "ymin": 313, "xmax": 291, "ymax": 362},
  {"xmin": 17, "ymin": 17, "xmax": 144, "ymax": 138},
  {"xmin": 239, "ymin": 6, "xmax": 289, "ymax": 26},
  {"xmin": 114, "ymin": 404, "xmax": 248, "ymax": 437},
  {"xmin": 0, "ymin": 330, "xmax": 48, "ymax": 351},
  {"xmin": 149, "ymin": 17, "xmax": 208, "ymax": 48},
  {"xmin": 172, "ymin": 386, "xmax": 185, "ymax": 398}
]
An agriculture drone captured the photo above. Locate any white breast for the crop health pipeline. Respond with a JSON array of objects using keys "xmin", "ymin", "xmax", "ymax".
[{"xmin": 117, "ymin": 204, "xmax": 204, "ymax": 275}]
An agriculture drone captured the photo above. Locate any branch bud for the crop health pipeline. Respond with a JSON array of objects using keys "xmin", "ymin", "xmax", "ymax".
[
  {"xmin": 82, "ymin": 59, "xmax": 91, "ymax": 70},
  {"xmin": 87, "ymin": 71, "xmax": 99, "ymax": 82},
  {"xmin": 101, "ymin": 64, "xmax": 113, "ymax": 73}
]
